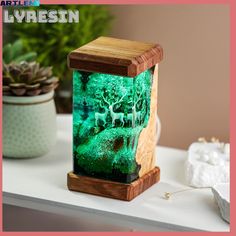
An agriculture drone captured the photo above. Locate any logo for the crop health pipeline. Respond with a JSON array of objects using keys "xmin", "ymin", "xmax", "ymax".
[
  {"xmin": 2, "ymin": 1, "xmax": 79, "ymax": 24},
  {"xmin": 0, "ymin": 0, "xmax": 40, "ymax": 6},
  {"xmin": 3, "ymin": 9, "xmax": 80, "ymax": 23}
]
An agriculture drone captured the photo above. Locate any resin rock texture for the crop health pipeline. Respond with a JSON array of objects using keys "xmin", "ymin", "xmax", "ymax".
[
  {"xmin": 73, "ymin": 69, "xmax": 156, "ymax": 183},
  {"xmin": 185, "ymin": 142, "xmax": 230, "ymax": 187},
  {"xmin": 212, "ymin": 183, "xmax": 230, "ymax": 223}
]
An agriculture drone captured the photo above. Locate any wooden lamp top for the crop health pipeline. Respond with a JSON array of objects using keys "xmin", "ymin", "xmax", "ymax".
[{"xmin": 68, "ymin": 36, "xmax": 163, "ymax": 77}]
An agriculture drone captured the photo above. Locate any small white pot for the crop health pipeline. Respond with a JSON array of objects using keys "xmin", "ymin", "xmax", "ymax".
[{"xmin": 3, "ymin": 91, "xmax": 57, "ymax": 158}]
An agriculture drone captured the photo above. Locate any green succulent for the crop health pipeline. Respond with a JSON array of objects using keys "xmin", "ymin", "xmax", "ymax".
[
  {"xmin": 3, "ymin": 39, "xmax": 37, "ymax": 64},
  {"xmin": 3, "ymin": 61, "xmax": 59, "ymax": 96}
]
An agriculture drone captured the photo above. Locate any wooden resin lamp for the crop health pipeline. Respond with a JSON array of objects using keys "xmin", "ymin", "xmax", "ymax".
[{"xmin": 67, "ymin": 36, "xmax": 163, "ymax": 201}]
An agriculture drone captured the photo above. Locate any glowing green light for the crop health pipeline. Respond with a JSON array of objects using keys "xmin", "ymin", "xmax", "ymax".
[{"xmin": 73, "ymin": 69, "xmax": 152, "ymax": 183}]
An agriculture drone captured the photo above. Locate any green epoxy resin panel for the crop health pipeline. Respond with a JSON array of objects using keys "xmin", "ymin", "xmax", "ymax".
[{"xmin": 73, "ymin": 69, "xmax": 153, "ymax": 183}]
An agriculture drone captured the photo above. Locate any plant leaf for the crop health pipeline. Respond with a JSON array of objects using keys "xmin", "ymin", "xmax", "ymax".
[
  {"xmin": 14, "ymin": 52, "xmax": 37, "ymax": 63},
  {"xmin": 3, "ymin": 43, "xmax": 13, "ymax": 64},
  {"xmin": 11, "ymin": 39, "xmax": 23, "ymax": 59}
]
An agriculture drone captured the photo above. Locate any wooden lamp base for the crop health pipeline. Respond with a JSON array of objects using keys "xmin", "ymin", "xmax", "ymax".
[{"xmin": 67, "ymin": 167, "xmax": 160, "ymax": 201}]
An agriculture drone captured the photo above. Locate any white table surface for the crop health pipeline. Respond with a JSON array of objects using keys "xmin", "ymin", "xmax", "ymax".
[{"xmin": 3, "ymin": 115, "xmax": 230, "ymax": 232}]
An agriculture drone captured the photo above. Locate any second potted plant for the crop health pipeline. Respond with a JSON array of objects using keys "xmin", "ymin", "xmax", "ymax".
[{"xmin": 3, "ymin": 61, "xmax": 59, "ymax": 158}]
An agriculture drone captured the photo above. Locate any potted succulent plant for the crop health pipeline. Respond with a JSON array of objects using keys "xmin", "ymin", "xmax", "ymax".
[{"xmin": 3, "ymin": 61, "xmax": 59, "ymax": 158}]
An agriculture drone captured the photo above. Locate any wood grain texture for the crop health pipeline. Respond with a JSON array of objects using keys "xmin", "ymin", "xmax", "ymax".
[
  {"xmin": 67, "ymin": 167, "xmax": 160, "ymax": 201},
  {"xmin": 136, "ymin": 65, "xmax": 158, "ymax": 177},
  {"xmin": 68, "ymin": 36, "xmax": 163, "ymax": 77}
]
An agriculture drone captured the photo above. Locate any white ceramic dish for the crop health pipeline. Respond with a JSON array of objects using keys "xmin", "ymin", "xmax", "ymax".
[
  {"xmin": 185, "ymin": 142, "xmax": 230, "ymax": 187},
  {"xmin": 212, "ymin": 183, "xmax": 230, "ymax": 223}
]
